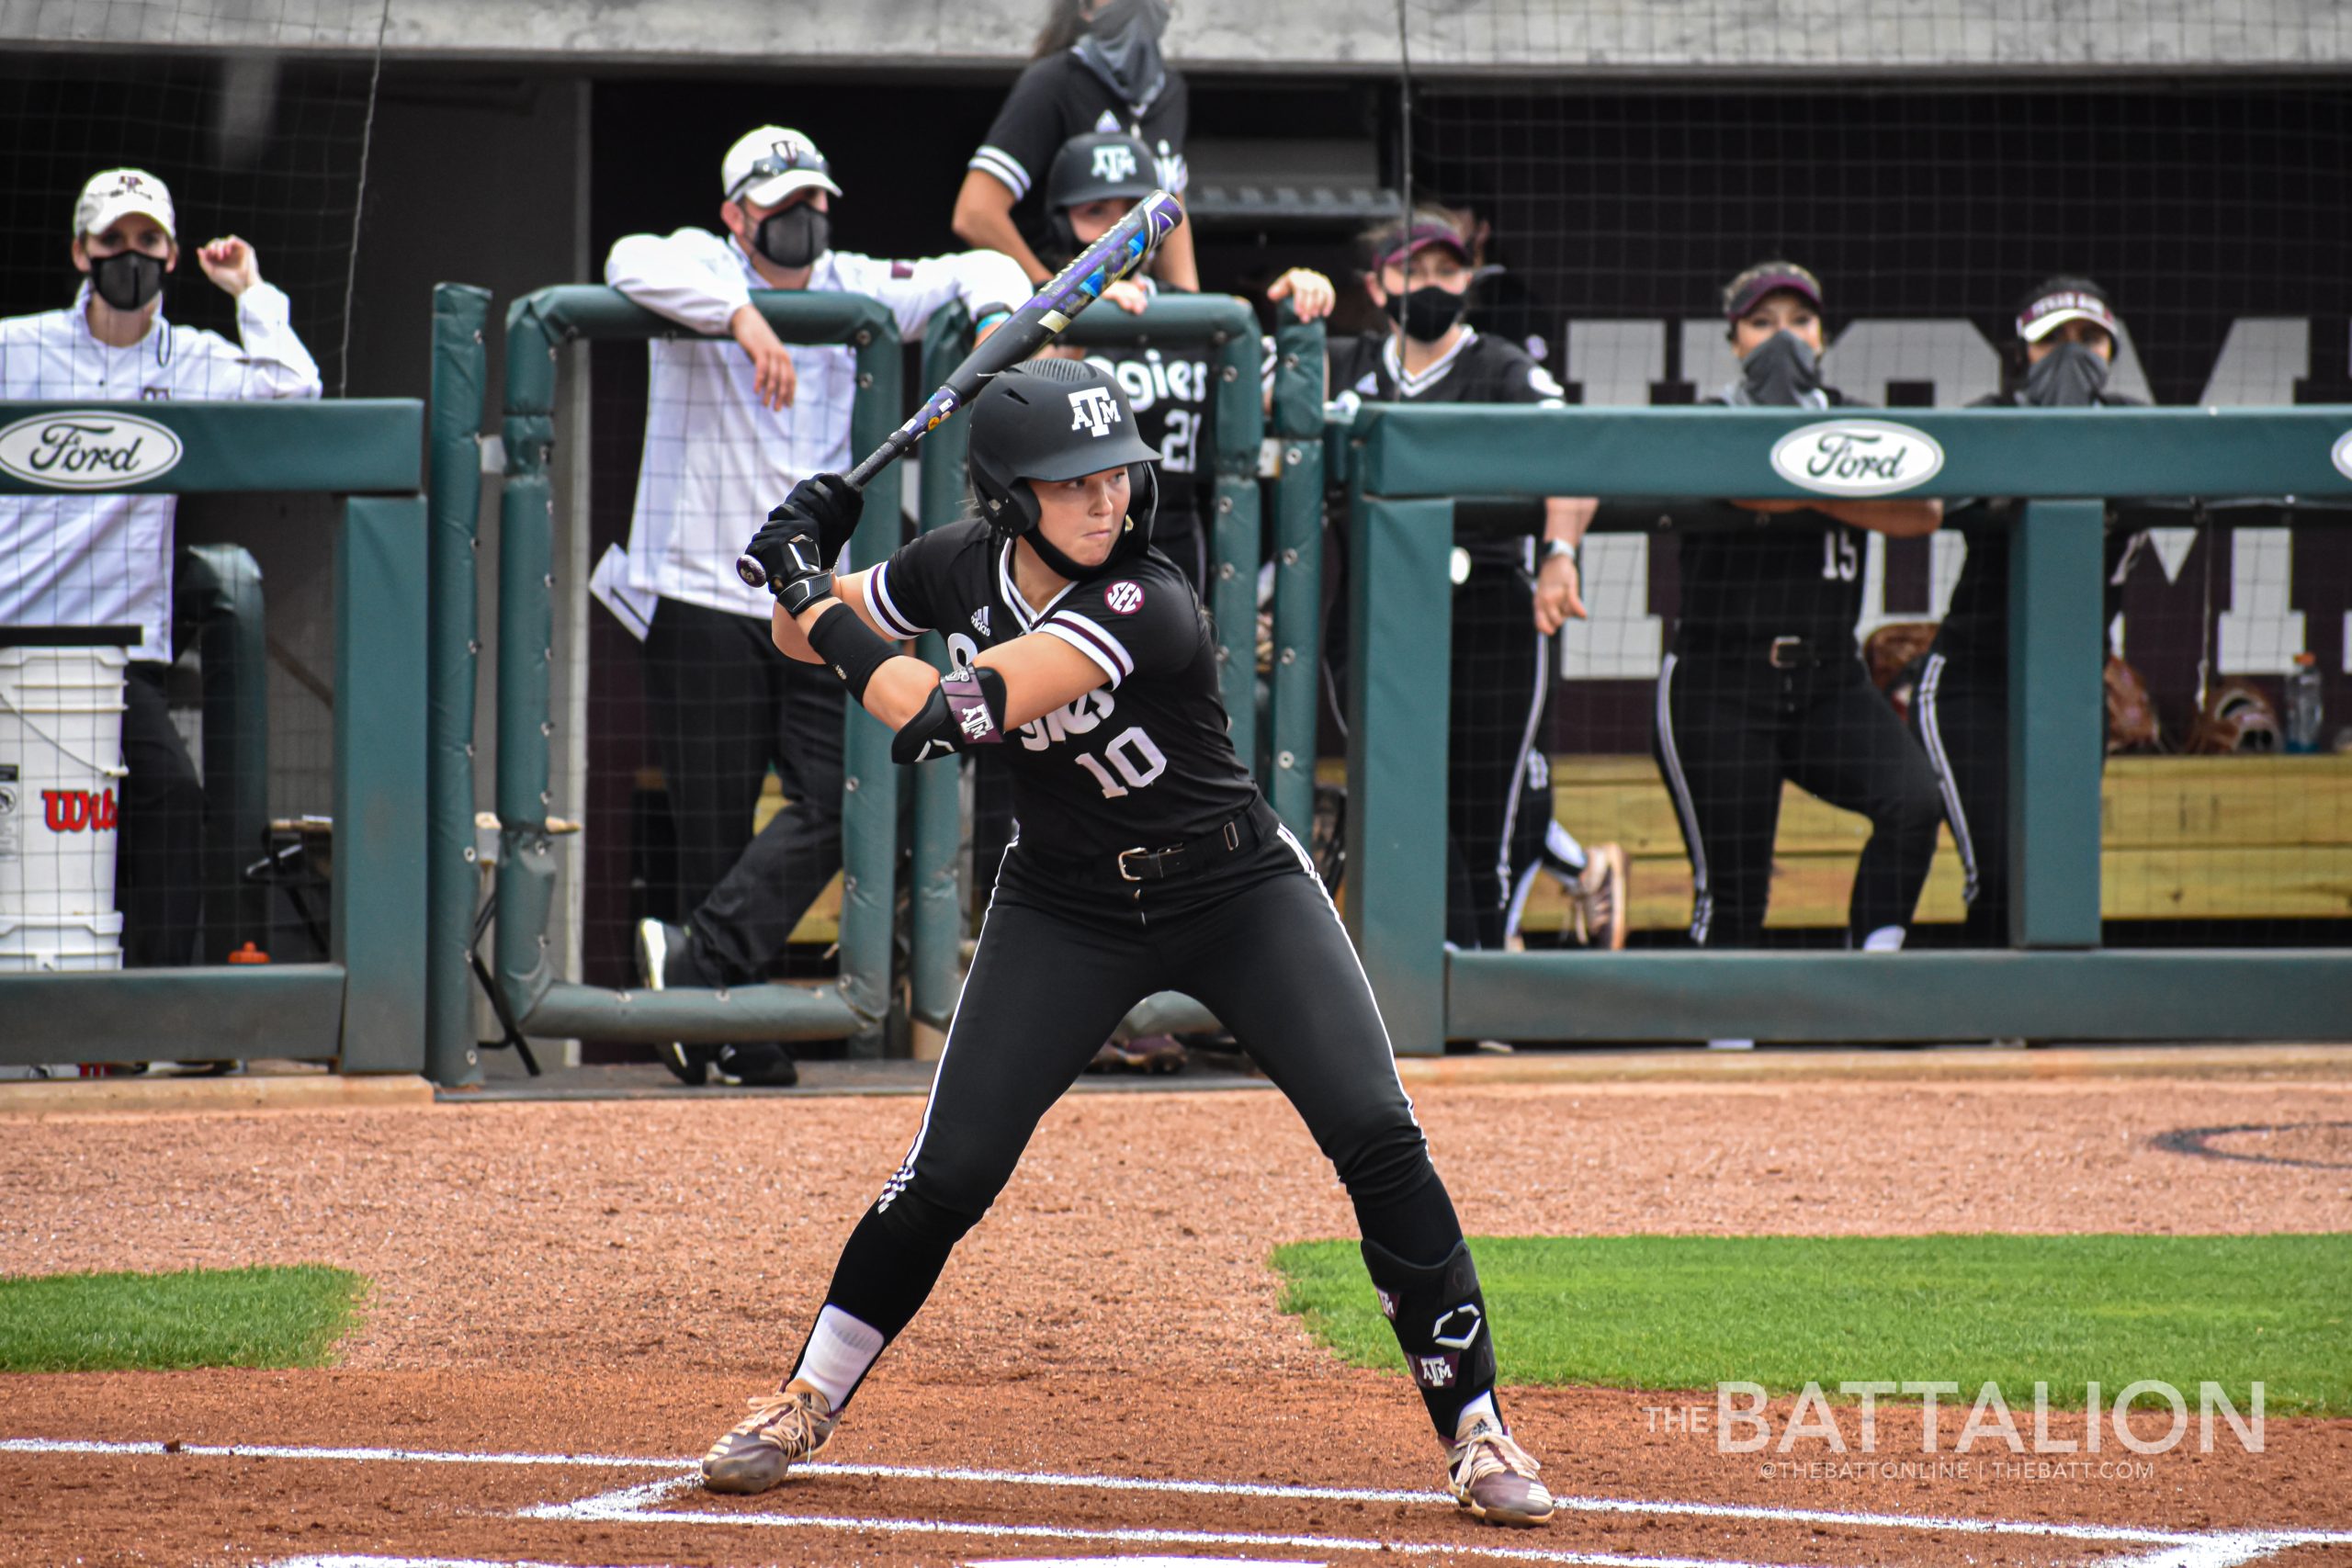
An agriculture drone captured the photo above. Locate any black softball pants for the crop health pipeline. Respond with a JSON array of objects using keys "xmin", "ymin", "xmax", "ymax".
[
  {"xmin": 1909, "ymin": 639, "xmax": 2007, "ymax": 946},
  {"xmin": 641, "ymin": 596, "xmax": 844, "ymax": 985},
  {"xmin": 1653, "ymin": 644, "xmax": 1944, "ymax": 948},
  {"xmin": 1446, "ymin": 569, "xmax": 1554, "ymax": 951},
  {"xmin": 815, "ymin": 809, "xmax": 1471, "ymax": 1421},
  {"xmin": 117, "ymin": 662, "xmax": 204, "ymax": 967}
]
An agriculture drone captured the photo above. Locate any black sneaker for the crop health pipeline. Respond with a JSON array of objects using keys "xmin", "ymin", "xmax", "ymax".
[
  {"xmin": 637, "ymin": 918, "xmax": 710, "ymax": 1086},
  {"xmin": 715, "ymin": 1043, "xmax": 797, "ymax": 1088}
]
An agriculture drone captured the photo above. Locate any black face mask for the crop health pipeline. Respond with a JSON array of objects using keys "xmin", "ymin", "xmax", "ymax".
[
  {"xmin": 752, "ymin": 204, "xmax": 830, "ymax": 269},
  {"xmin": 91, "ymin": 251, "xmax": 165, "ymax": 311},
  {"xmin": 1739, "ymin": 329, "xmax": 1824, "ymax": 407},
  {"xmin": 2024, "ymin": 339, "xmax": 2111, "ymax": 407},
  {"xmin": 1399, "ymin": 284, "xmax": 1468, "ymax": 344}
]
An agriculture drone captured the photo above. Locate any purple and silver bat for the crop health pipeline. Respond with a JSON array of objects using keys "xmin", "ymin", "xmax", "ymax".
[{"xmin": 735, "ymin": 189, "xmax": 1185, "ymax": 590}]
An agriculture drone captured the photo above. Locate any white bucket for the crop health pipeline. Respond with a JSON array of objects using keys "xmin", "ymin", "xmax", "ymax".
[
  {"xmin": 0, "ymin": 909, "xmax": 125, "ymax": 972},
  {"xmin": 0, "ymin": 647, "xmax": 130, "ymax": 938}
]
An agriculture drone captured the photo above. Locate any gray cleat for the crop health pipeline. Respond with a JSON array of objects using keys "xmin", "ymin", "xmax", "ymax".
[
  {"xmin": 700, "ymin": 1386, "xmax": 839, "ymax": 1495},
  {"xmin": 1447, "ymin": 1409, "xmax": 1554, "ymax": 1527}
]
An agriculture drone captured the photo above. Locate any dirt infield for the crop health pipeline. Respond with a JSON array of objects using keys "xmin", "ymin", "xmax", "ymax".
[{"xmin": 5, "ymin": 1048, "xmax": 2350, "ymax": 1566}]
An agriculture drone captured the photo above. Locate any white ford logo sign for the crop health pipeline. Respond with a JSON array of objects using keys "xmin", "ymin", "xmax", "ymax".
[
  {"xmin": 2332, "ymin": 428, "xmax": 2352, "ymax": 481},
  {"xmin": 0, "ymin": 411, "xmax": 185, "ymax": 490},
  {"xmin": 1769, "ymin": 419, "xmax": 1944, "ymax": 498}
]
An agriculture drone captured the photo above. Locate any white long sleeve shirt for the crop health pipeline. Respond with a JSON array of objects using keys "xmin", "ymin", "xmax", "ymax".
[
  {"xmin": 603, "ymin": 228, "xmax": 1028, "ymax": 619},
  {"xmin": 0, "ymin": 282, "xmax": 323, "ymax": 660}
]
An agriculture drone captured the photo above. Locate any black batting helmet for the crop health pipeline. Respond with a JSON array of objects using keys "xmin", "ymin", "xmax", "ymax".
[
  {"xmin": 967, "ymin": 359, "xmax": 1160, "ymax": 578},
  {"xmin": 1046, "ymin": 132, "xmax": 1157, "ymax": 211}
]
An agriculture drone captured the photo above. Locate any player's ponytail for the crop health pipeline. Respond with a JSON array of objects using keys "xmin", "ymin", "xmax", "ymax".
[{"xmin": 1033, "ymin": 0, "xmax": 1089, "ymax": 56}]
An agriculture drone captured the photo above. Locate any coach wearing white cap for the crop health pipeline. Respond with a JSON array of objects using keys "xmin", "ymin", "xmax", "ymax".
[
  {"xmin": 0, "ymin": 167, "xmax": 322, "ymax": 967},
  {"xmin": 605, "ymin": 126, "xmax": 1025, "ymax": 1087}
]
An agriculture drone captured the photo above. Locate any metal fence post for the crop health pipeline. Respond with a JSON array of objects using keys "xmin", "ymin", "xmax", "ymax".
[
  {"xmin": 335, "ymin": 496, "xmax": 431, "ymax": 1072},
  {"xmin": 839, "ymin": 306, "xmax": 906, "ymax": 1056},
  {"xmin": 2008, "ymin": 499, "xmax": 2106, "ymax": 948},
  {"xmin": 1345, "ymin": 495, "xmax": 1454, "ymax": 1056},
  {"xmin": 1267, "ymin": 304, "xmax": 1326, "ymax": 839},
  {"xmin": 425, "ymin": 283, "xmax": 492, "ymax": 1086},
  {"xmin": 910, "ymin": 305, "xmax": 974, "ymax": 1033}
]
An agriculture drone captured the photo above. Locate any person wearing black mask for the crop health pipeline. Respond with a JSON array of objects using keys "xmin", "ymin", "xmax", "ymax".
[
  {"xmin": 605, "ymin": 126, "xmax": 1027, "ymax": 1088},
  {"xmin": 1911, "ymin": 276, "xmax": 2145, "ymax": 946},
  {"xmin": 1326, "ymin": 209, "xmax": 1631, "ymax": 967},
  {"xmin": 953, "ymin": 0, "xmax": 1199, "ymax": 292},
  {"xmin": 0, "ymin": 168, "xmax": 320, "ymax": 984},
  {"xmin": 1653, "ymin": 262, "xmax": 1944, "ymax": 1019}
]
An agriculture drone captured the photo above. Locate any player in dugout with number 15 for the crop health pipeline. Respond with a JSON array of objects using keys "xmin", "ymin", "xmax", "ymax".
[{"xmin": 696, "ymin": 357, "xmax": 1555, "ymax": 1529}]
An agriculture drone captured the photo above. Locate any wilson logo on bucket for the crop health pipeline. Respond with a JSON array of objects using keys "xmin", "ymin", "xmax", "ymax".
[
  {"xmin": 41, "ymin": 788, "xmax": 117, "ymax": 833},
  {"xmin": 1768, "ymin": 419, "xmax": 1944, "ymax": 498},
  {"xmin": 0, "ymin": 412, "xmax": 184, "ymax": 490}
]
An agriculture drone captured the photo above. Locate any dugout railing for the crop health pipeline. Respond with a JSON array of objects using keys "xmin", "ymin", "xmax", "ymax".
[
  {"xmin": 458, "ymin": 283, "xmax": 910, "ymax": 1068},
  {"xmin": 906, "ymin": 297, "xmax": 1322, "ymax": 1037},
  {"xmin": 0, "ymin": 398, "xmax": 428, "ymax": 1070},
  {"xmin": 1344, "ymin": 403, "xmax": 2352, "ymax": 1052}
]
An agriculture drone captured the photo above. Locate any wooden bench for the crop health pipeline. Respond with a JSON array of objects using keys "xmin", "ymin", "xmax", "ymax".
[{"xmin": 1512, "ymin": 753, "xmax": 2352, "ymax": 932}]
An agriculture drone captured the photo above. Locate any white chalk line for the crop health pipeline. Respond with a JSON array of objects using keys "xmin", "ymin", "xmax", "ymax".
[
  {"xmin": 523, "ymin": 1473, "xmax": 1820, "ymax": 1568},
  {"xmin": 11, "ymin": 1435, "xmax": 2348, "ymax": 1561}
]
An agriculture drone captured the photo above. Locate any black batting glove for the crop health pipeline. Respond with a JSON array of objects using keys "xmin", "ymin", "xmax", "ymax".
[
  {"xmin": 744, "ymin": 513, "xmax": 832, "ymax": 615},
  {"xmin": 784, "ymin": 470, "xmax": 865, "ymax": 569}
]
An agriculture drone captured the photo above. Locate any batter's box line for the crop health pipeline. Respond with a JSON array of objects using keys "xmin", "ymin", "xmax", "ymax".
[{"xmin": 8, "ymin": 1437, "xmax": 2347, "ymax": 1567}]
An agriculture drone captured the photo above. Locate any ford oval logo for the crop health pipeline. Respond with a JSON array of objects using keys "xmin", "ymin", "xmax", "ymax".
[
  {"xmin": 2332, "ymin": 428, "xmax": 2352, "ymax": 481},
  {"xmin": 1769, "ymin": 419, "xmax": 1945, "ymax": 498},
  {"xmin": 0, "ymin": 411, "xmax": 185, "ymax": 491}
]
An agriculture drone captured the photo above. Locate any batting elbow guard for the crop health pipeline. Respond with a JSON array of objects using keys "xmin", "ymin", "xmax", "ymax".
[
  {"xmin": 1362, "ymin": 1238, "xmax": 1497, "ymax": 1401},
  {"xmin": 891, "ymin": 666, "xmax": 1009, "ymax": 764}
]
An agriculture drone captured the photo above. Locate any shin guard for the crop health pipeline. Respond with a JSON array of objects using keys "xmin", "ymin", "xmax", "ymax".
[{"xmin": 1361, "ymin": 1237, "xmax": 1497, "ymax": 1435}]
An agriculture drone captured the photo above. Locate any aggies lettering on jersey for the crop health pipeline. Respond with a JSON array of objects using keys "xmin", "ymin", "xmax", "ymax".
[
  {"xmin": 1327, "ymin": 326, "xmax": 1568, "ymax": 565},
  {"xmin": 864, "ymin": 519, "xmax": 1256, "ymax": 858}
]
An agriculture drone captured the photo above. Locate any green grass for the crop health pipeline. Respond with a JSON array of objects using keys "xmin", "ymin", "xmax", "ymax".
[
  {"xmin": 0, "ymin": 1265, "xmax": 369, "ymax": 1372},
  {"xmin": 1272, "ymin": 1234, "xmax": 2352, "ymax": 1416}
]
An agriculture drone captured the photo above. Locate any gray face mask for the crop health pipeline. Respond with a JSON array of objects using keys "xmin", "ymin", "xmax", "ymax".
[
  {"xmin": 2024, "ymin": 339, "xmax": 2111, "ymax": 407},
  {"xmin": 1074, "ymin": 0, "xmax": 1170, "ymax": 110},
  {"xmin": 92, "ymin": 250, "xmax": 165, "ymax": 311},
  {"xmin": 752, "ymin": 204, "xmax": 830, "ymax": 269},
  {"xmin": 1737, "ymin": 329, "xmax": 1824, "ymax": 407}
]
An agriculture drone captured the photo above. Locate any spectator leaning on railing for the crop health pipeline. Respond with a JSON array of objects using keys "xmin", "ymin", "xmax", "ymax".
[
  {"xmin": 0, "ymin": 167, "xmax": 322, "ymax": 968},
  {"xmin": 607, "ymin": 125, "xmax": 1025, "ymax": 1089}
]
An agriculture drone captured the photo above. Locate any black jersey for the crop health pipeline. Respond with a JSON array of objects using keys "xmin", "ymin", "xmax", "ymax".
[
  {"xmin": 1327, "ymin": 327, "xmax": 1567, "ymax": 565},
  {"xmin": 865, "ymin": 519, "xmax": 1257, "ymax": 858},
  {"xmin": 970, "ymin": 51, "xmax": 1189, "ymax": 260},
  {"xmin": 1674, "ymin": 388, "xmax": 1876, "ymax": 648},
  {"xmin": 1936, "ymin": 389, "xmax": 2148, "ymax": 656},
  {"xmin": 1076, "ymin": 334, "xmax": 1216, "ymax": 514}
]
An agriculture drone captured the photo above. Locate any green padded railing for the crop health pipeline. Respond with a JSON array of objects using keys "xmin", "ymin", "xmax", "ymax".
[
  {"xmin": 490, "ymin": 286, "xmax": 905, "ymax": 1052},
  {"xmin": 1344, "ymin": 402, "xmax": 2352, "ymax": 1051}
]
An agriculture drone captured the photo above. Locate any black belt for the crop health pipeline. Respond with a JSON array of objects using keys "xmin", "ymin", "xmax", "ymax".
[
  {"xmin": 1032, "ymin": 802, "xmax": 1272, "ymax": 886},
  {"xmin": 1684, "ymin": 634, "xmax": 1850, "ymax": 669}
]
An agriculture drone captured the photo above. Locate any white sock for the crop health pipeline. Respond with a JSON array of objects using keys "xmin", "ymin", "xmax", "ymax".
[
  {"xmin": 791, "ymin": 1305, "xmax": 886, "ymax": 1411},
  {"xmin": 1454, "ymin": 1391, "xmax": 1500, "ymax": 1438},
  {"xmin": 1860, "ymin": 925, "xmax": 1906, "ymax": 953},
  {"xmin": 1544, "ymin": 819, "xmax": 1588, "ymax": 876}
]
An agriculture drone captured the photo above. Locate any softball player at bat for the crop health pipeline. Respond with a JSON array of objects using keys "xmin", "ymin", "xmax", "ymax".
[
  {"xmin": 699, "ymin": 357, "xmax": 1554, "ymax": 1528},
  {"xmin": 1913, "ymin": 276, "xmax": 2146, "ymax": 945},
  {"xmin": 1654, "ymin": 261, "xmax": 1944, "ymax": 964}
]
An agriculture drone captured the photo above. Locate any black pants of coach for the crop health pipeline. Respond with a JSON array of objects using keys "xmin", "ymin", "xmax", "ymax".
[
  {"xmin": 642, "ymin": 596, "xmax": 843, "ymax": 986},
  {"xmin": 118, "ymin": 662, "xmax": 204, "ymax": 967},
  {"xmin": 1447, "ymin": 568, "xmax": 1554, "ymax": 950},
  {"xmin": 815, "ymin": 802, "xmax": 1470, "ymax": 1408},
  {"xmin": 1653, "ymin": 638, "xmax": 1944, "ymax": 947},
  {"xmin": 1909, "ymin": 637, "xmax": 2007, "ymax": 946}
]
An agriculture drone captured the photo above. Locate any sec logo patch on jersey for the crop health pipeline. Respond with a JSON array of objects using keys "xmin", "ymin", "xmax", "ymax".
[{"xmin": 1103, "ymin": 580, "xmax": 1145, "ymax": 615}]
